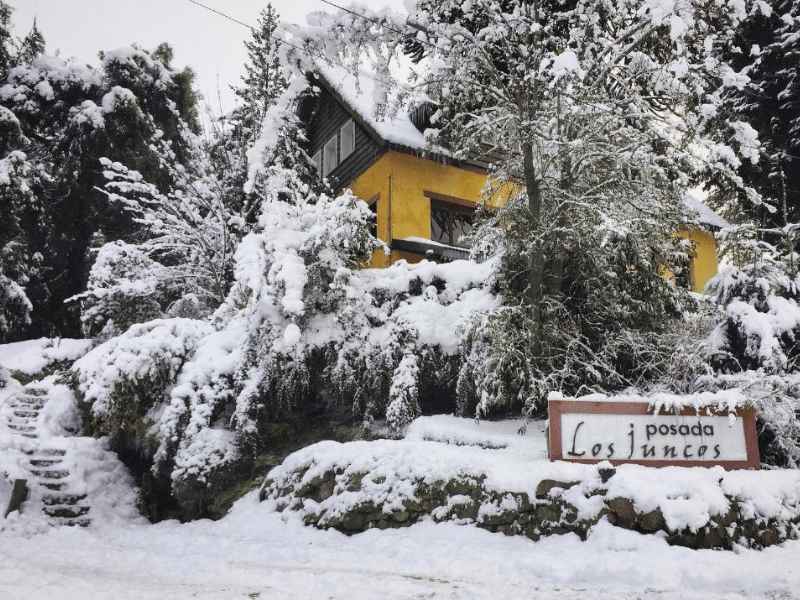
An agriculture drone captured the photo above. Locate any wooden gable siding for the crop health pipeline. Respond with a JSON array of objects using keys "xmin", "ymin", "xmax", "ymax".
[
  {"xmin": 307, "ymin": 86, "xmax": 387, "ymax": 194},
  {"xmin": 308, "ymin": 88, "xmax": 349, "ymax": 153}
]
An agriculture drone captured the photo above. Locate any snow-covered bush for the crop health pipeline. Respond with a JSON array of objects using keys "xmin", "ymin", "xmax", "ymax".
[
  {"xmin": 323, "ymin": 261, "xmax": 497, "ymax": 429},
  {"xmin": 219, "ymin": 176, "xmax": 377, "ymax": 420},
  {"xmin": 0, "ymin": 363, "xmax": 9, "ymax": 389},
  {"xmin": 152, "ymin": 325, "xmax": 244, "ymax": 518},
  {"xmin": 76, "ymin": 242, "xmax": 168, "ymax": 339},
  {"xmin": 699, "ymin": 245, "xmax": 800, "ymax": 467},
  {"xmin": 71, "ymin": 318, "xmax": 214, "ymax": 432}
]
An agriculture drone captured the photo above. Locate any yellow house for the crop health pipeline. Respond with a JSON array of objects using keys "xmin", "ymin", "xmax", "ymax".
[{"xmin": 300, "ymin": 67, "xmax": 727, "ymax": 292}]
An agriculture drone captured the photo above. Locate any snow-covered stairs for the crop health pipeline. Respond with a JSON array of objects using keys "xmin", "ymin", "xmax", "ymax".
[{"xmin": 4, "ymin": 385, "xmax": 92, "ymax": 526}]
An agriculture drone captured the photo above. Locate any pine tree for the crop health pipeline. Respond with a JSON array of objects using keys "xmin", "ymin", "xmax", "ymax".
[
  {"xmin": 16, "ymin": 17, "xmax": 45, "ymax": 64},
  {"xmin": 211, "ymin": 4, "xmax": 288, "ymax": 230},
  {"xmin": 234, "ymin": 5, "xmax": 286, "ymax": 142},
  {"xmin": 717, "ymin": 0, "xmax": 800, "ymax": 249}
]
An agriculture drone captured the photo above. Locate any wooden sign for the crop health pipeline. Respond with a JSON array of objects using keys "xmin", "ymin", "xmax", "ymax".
[{"xmin": 548, "ymin": 399, "xmax": 760, "ymax": 469}]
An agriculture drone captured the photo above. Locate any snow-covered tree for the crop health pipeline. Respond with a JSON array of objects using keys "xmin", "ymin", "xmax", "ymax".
[
  {"xmin": 294, "ymin": 0, "xmax": 765, "ymax": 413},
  {"xmin": 0, "ymin": 145, "xmax": 40, "ymax": 342},
  {"xmin": 717, "ymin": 0, "xmax": 800, "ymax": 234},
  {"xmin": 77, "ymin": 128, "xmax": 241, "ymax": 339},
  {"xmin": 0, "ymin": 1, "xmax": 12, "ymax": 75},
  {"xmin": 0, "ymin": 44, "xmax": 201, "ymax": 337},
  {"xmin": 207, "ymin": 4, "xmax": 288, "ymax": 235},
  {"xmin": 221, "ymin": 93, "xmax": 380, "ymax": 432},
  {"xmin": 234, "ymin": 4, "xmax": 286, "ymax": 143}
]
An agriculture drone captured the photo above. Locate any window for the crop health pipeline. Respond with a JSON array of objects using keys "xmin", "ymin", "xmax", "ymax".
[
  {"xmin": 676, "ymin": 244, "xmax": 697, "ymax": 290},
  {"xmin": 341, "ymin": 119, "xmax": 355, "ymax": 159},
  {"xmin": 431, "ymin": 201, "xmax": 474, "ymax": 248},
  {"xmin": 369, "ymin": 199, "xmax": 378, "ymax": 238},
  {"xmin": 312, "ymin": 150, "xmax": 322, "ymax": 175},
  {"xmin": 323, "ymin": 136, "xmax": 338, "ymax": 176},
  {"xmin": 314, "ymin": 119, "xmax": 356, "ymax": 178}
]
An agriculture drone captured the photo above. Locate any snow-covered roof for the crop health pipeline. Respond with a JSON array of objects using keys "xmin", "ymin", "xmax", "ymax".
[
  {"xmin": 309, "ymin": 62, "xmax": 451, "ymax": 158},
  {"xmin": 683, "ymin": 193, "xmax": 730, "ymax": 230}
]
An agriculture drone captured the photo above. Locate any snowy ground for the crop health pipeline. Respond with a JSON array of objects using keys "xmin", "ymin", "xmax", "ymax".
[
  {"xmin": 2, "ymin": 341, "xmax": 800, "ymax": 599},
  {"xmin": 2, "ymin": 489, "xmax": 800, "ymax": 599}
]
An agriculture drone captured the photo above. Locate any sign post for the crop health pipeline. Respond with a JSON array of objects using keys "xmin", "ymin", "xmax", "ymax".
[{"xmin": 548, "ymin": 399, "xmax": 760, "ymax": 469}]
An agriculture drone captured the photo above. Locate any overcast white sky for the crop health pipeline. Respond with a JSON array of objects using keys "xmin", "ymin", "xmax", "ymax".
[{"xmin": 9, "ymin": 0, "xmax": 406, "ymax": 115}]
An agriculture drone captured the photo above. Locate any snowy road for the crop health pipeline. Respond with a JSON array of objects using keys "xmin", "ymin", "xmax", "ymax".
[{"xmin": 2, "ymin": 498, "xmax": 800, "ymax": 600}]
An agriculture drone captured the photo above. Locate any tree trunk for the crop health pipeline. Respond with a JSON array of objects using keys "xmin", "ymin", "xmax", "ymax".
[{"xmin": 523, "ymin": 143, "xmax": 544, "ymax": 353}]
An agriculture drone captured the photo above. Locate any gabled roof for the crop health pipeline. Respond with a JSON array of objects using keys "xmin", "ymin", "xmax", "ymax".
[
  {"xmin": 309, "ymin": 64, "xmax": 429, "ymax": 149},
  {"xmin": 305, "ymin": 64, "xmax": 488, "ymax": 172}
]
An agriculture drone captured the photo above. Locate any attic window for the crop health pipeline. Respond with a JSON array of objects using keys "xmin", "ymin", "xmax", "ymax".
[
  {"xmin": 315, "ymin": 119, "xmax": 356, "ymax": 178},
  {"xmin": 323, "ymin": 136, "xmax": 338, "ymax": 176}
]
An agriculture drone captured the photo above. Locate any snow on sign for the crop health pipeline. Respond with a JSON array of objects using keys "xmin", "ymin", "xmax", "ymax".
[{"xmin": 548, "ymin": 399, "xmax": 760, "ymax": 469}]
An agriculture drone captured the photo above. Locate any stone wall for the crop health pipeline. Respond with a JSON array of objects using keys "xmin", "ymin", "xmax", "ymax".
[{"xmin": 261, "ymin": 466, "xmax": 800, "ymax": 550}]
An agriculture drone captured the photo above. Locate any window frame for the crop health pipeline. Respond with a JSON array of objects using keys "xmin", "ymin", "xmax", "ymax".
[
  {"xmin": 312, "ymin": 149, "xmax": 323, "ymax": 175},
  {"xmin": 430, "ymin": 200, "xmax": 475, "ymax": 248},
  {"xmin": 313, "ymin": 119, "xmax": 357, "ymax": 178}
]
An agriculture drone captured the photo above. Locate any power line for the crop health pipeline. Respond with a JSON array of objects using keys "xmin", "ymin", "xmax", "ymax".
[
  {"xmin": 187, "ymin": 0, "xmax": 253, "ymax": 30},
  {"xmin": 186, "ymin": 0, "xmax": 398, "ymax": 88}
]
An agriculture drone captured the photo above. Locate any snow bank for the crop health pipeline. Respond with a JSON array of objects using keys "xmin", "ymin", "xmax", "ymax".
[{"xmin": 0, "ymin": 338, "xmax": 92, "ymax": 376}]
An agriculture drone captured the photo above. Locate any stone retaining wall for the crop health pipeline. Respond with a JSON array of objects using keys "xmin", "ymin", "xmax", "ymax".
[{"xmin": 261, "ymin": 466, "xmax": 800, "ymax": 550}]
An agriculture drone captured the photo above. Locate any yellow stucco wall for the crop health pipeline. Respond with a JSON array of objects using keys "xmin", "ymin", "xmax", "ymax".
[
  {"xmin": 347, "ymin": 150, "xmax": 509, "ymax": 267},
  {"xmin": 682, "ymin": 227, "xmax": 719, "ymax": 293}
]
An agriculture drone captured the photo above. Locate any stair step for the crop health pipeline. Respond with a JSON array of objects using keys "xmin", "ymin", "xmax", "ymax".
[
  {"xmin": 43, "ymin": 505, "xmax": 90, "ymax": 519},
  {"xmin": 29, "ymin": 468, "xmax": 69, "ymax": 479},
  {"xmin": 40, "ymin": 482, "xmax": 67, "ymax": 491},
  {"xmin": 42, "ymin": 493, "xmax": 87, "ymax": 506},
  {"xmin": 8, "ymin": 423, "xmax": 37, "ymax": 432},
  {"xmin": 29, "ymin": 458, "xmax": 63, "ymax": 468},
  {"xmin": 12, "ymin": 409, "xmax": 40, "ymax": 418},
  {"xmin": 23, "ymin": 388, "xmax": 47, "ymax": 397},
  {"xmin": 27, "ymin": 449, "xmax": 67, "ymax": 457},
  {"xmin": 19, "ymin": 433, "xmax": 38, "ymax": 439},
  {"xmin": 50, "ymin": 516, "xmax": 91, "ymax": 528},
  {"xmin": 12, "ymin": 400, "xmax": 46, "ymax": 409}
]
